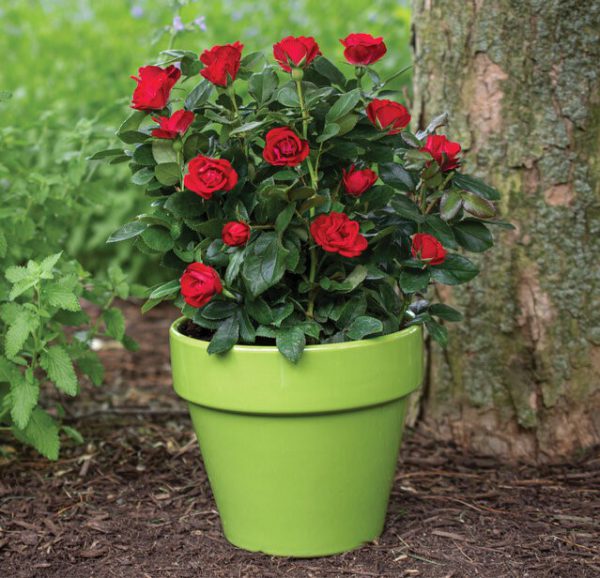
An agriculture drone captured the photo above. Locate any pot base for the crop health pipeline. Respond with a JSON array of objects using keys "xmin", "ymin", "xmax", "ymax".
[{"xmin": 189, "ymin": 397, "xmax": 409, "ymax": 558}]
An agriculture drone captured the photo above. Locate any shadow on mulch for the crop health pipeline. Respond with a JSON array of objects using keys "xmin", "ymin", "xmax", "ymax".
[{"xmin": 1, "ymin": 303, "xmax": 599, "ymax": 578}]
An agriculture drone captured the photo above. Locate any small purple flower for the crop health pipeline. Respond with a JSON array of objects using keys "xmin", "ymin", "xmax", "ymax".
[
  {"xmin": 172, "ymin": 15, "xmax": 185, "ymax": 32},
  {"xmin": 131, "ymin": 5, "xmax": 144, "ymax": 18},
  {"xmin": 194, "ymin": 15, "xmax": 207, "ymax": 32}
]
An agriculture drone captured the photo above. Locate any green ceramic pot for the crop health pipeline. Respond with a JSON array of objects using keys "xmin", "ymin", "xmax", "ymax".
[{"xmin": 170, "ymin": 319, "xmax": 423, "ymax": 557}]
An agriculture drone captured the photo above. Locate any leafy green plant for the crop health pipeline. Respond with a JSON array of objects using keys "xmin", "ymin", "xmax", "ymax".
[
  {"xmin": 103, "ymin": 33, "xmax": 509, "ymax": 363},
  {"xmin": 0, "ymin": 255, "xmax": 136, "ymax": 459}
]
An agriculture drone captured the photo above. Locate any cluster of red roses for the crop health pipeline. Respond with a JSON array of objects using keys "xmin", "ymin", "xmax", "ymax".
[{"xmin": 130, "ymin": 34, "xmax": 460, "ymax": 309}]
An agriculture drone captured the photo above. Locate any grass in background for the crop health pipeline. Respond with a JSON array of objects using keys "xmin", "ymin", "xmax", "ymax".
[{"xmin": 0, "ymin": 0, "xmax": 411, "ymax": 282}]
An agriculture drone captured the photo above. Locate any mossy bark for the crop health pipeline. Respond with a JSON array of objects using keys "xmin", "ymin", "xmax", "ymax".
[{"xmin": 411, "ymin": 0, "xmax": 600, "ymax": 462}]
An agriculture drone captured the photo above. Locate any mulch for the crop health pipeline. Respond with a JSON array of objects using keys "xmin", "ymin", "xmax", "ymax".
[{"xmin": 0, "ymin": 303, "xmax": 598, "ymax": 578}]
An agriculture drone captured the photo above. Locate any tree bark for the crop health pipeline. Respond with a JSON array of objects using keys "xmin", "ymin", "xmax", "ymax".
[{"xmin": 411, "ymin": 0, "xmax": 600, "ymax": 462}]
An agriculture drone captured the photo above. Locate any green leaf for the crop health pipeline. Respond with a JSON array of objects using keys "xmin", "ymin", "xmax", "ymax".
[
  {"xmin": 245, "ymin": 298, "xmax": 273, "ymax": 324},
  {"xmin": 453, "ymin": 173, "xmax": 501, "ymax": 201},
  {"xmin": 248, "ymin": 67, "xmax": 278, "ymax": 106},
  {"xmin": 225, "ymin": 249, "xmax": 245, "ymax": 285},
  {"xmin": 76, "ymin": 351, "xmax": 104, "ymax": 386},
  {"xmin": 5, "ymin": 310, "xmax": 38, "ymax": 359},
  {"xmin": 425, "ymin": 319, "xmax": 449, "ymax": 347},
  {"xmin": 276, "ymin": 327, "xmax": 306, "ymax": 364},
  {"xmin": 141, "ymin": 226, "xmax": 174, "ymax": 252},
  {"xmin": 453, "ymin": 220, "xmax": 494, "ymax": 253},
  {"xmin": 5, "ymin": 265, "xmax": 30, "ymax": 284},
  {"xmin": 316, "ymin": 123, "xmax": 340, "ymax": 143},
  {"xmin": 117, "ymin": 110, "xmax": 147, "ymax": 142},
  {"xmin": 62, "ymin": 425, "xmax": 84, "ymax": 444},
  {"xmin": 40, "ymin": 346, "xmax": 78, "ymax": 396},
  {"xmin": 391, "ymin": 195, "xmax": 424, "ymax": 222},
  {"xmin": 229, "ymin": 120, "xmax": 267, "ymax": 136},
  {"xmin": 132, "ymin": 143, "xmax": 156, "ymax": 165},
  {"xmin": 87, "ymin": 148, "xmax": 124, "ymax": 161},
  {"xmin": 275, "ymin": 202, "xmax": 296, "ymax": 235},
  {"xmin": 440, "ymin": 190, "xmax": 463, "ymax": 221},
  {"xmin": 431, "ymin": 254, "xmax": 479, "ymax": 285},
  {"xmin": 313, "ymin": 56, "xmax": 347, "ymax": 88},
  {"xmin": 379, "ymin": 163, "xmax": 416, "ymax": 192},
  {"xmin": 40, "ymin": 253, "xmax": 62, "ymax": 277},
  {"xmin": 131, "ymin": 167, "xmax": 154, "ymax": 186},
  {"xmin": 201, "ymin": 301, "xmax": 239, "ymax": 320},
  {"xmin": 107, "ymin": 221, "xmax": 149, "ymax": 243},
  {"xmin": 148, "ymin": 279, "xmax": 181, "ymax": 300},
  {"xmin": 399, "ymin": 268, "xmax": 430, "ymax": 293},
  {"xmin": 242, "ymin": 233, "xmax": 289, "ymax": 297},
  {"xmin": 45, "ymin": 279, "xmax": 80, "ymax": 312},
  {"xmin": 326, "ymin": 89, "xmax": 361, "ymax": 122},
  {"xmin": 155, "ymin": 162, "xmax": 181, "ymax": 186},
  {"xmin": 207, "ymin": 317, "xmax": 239, "ymax": 355},
  {"xmin": 346, "ymin": 316, "xmax": 383, "ymax": 340},
  {"xmin": 461, "ymin": 191, "xmax": 496, "ymax": 218},
  {"xmin": 12, "ymin": 407, "xmax": 60, "ymax": 460},
  {"xmin": 423, "ymin": 216, "xmax": 457, "ymax": 249},
  {"xmin": 165, "ymin": 191, "xmax": 205, "ymax": 218},
  {"xmin": 103, "ymin": 307, "xmax": 126, "ymax": 340},
  {"xmin": 277, "ymin": 83, "xmax": 300, "ymax": 107},
  {"xmin": 320, "ymin": 265, "xmax": 368, "ymax": 293},
  {"xmin": 152, "ymin": 140, "xmax": 178, "ymax": 164},
  {"xmin": 185, "ymin": 79, "xmax": 214, "ymax": 110},
  {"xmin": 429, "ymin": 303, "xmax": 463, "ymax": 322},
  {"xmin": 10, "ymin": 372, "xmax": 39, "ymax": 429}
]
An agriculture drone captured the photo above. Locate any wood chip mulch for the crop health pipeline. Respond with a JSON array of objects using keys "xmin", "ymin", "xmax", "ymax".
[{"xmin": 1, "ymin": 303, "xmax": 598, "ymax": 577}]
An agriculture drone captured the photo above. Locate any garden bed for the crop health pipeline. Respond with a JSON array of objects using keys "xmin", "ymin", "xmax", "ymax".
[{"xmin": 0, "ymin": 303, "xmax": 598, "ymax": 577}]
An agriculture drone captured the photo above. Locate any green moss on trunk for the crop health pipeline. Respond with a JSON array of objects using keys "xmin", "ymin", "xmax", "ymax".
[{"xmin": 412, "ymin": 0, "xmax": 600, "ymax": 462}]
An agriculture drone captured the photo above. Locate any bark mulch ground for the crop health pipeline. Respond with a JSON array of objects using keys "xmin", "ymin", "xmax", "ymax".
[{"xmin": 1, "ymin": 303, "xmax": 598, "ymax": 578}]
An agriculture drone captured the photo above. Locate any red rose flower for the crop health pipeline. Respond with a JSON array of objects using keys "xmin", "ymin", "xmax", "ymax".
[
  {"xmin": 340, "ymin": 33, "xmax": 387, "ymax": 66},
  {"xmin": 273, "ymin": 36, "xmax": 321, "ymax": 72},
  {"xmin": 222, "ymin": 221, "xmax": 251, "ymax": 247},
  {"xmin": 151, "ymin": 110, "xmax": 195, "ymax": 139},
  {"xmin": 180, "ymin": 262, "xmax": 223, "ymax": 308},
  {"xmin": 200, "ymin": 42, "xmax": 244, "ymax": 87},
  {"xmin": 420, "ymin": 135, "xmax": 462, "ymax": 172},
  {"xmin": 366, "ymin": 99, "xmax": 411, "ymax": 135},
  {"xmin": 184, "ymin": 156, "xmax": 239, "ymax": 200},
  {"xmin": 263, "ymin": 127, "xmax": 310, "ymax": 167},
  {"xmin": 411, "ymin": 233, "xmax": 447, "ymax": 266},
  {"xmin": 130, "ymin": 65, "xmax": 181, "ymax": 111},
  {"xmin": 310, "ymin": 212, "xmax": 368, "ymax": 258},
  {"xmin": 342, "ymin": 165, "xmax": 378, "ymax": 197}
]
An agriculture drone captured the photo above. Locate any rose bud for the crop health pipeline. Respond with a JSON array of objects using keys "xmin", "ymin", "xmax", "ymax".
[
  {"xmin": 222, "ymin": 221, "xmax": 251, "ymax": 247},
  {"xmin": 411, "ymin": 233, "xmax": 447, "ymax": 266},
  {"xmin": 420, "ymin": 134, "xmax": 462, "ymax": 172},
  {"xmin": 180, "ymin": 262, "xmax": 223, "ymax": 308},
  {"xmin": 366, "ymin": 99, "xmax": 411, "ymax": 135},
  {"xmin": 263, "ymin": 127, "xmax": 310, "ymax": 167},
  {"xmin": 184, "ymin": 155, "xmax": 239, "ymax": 200},
  {"xmin": 342, "ymin": 165, "xmax": 378, "ymax": 197},
  {"xmin": 200, "ymin": 42, "xmax": 244, "ymax": 87},
  {"xmin": 273, "ymin": 36, "xmax": 321, "ymax": 73},
  {"xmin": 151, "ymin": 110, "xmax": 195, "ymax": 139},
  {"xmin": 340, "ymin": 33, "xmax": 387, "ymax": 66},
  {"xmin": 310, "ymin": 212, "xmax": 368, "ymax": 258},
  {"xmin": 130, "ymin": 65, "xmax": 181, "ymax": 111}
]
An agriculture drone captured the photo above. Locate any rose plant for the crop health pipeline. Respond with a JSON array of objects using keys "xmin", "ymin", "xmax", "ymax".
[{"xmin": 103, "ymin": 33, "xmax": 507, "ymax": 363}]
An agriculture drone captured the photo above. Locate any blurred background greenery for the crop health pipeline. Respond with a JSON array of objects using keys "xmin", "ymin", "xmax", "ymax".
[{"xmin": 0, "ymin": 0, "xmax": 411, "ymax": 283}]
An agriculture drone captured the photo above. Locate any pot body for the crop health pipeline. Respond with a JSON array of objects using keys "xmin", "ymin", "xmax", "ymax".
[{"xmin": 170, "ymin": 320, "xmax": 423, "ymax": 557}]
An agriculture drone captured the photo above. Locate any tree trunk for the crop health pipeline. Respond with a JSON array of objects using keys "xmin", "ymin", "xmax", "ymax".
[{"xmin": 411, "ymin": 0, "xmax": 600, "ymax": 462}]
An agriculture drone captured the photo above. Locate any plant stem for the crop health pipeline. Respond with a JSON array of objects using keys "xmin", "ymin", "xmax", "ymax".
[{"xmin": 295, "ymin": 79, "xmax": 321, "ymax": 318}]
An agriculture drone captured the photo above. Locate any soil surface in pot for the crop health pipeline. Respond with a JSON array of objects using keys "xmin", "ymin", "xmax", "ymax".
[{"xmin": 0, "ymin": 301, "xmax": 598, "ymax": 578}]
